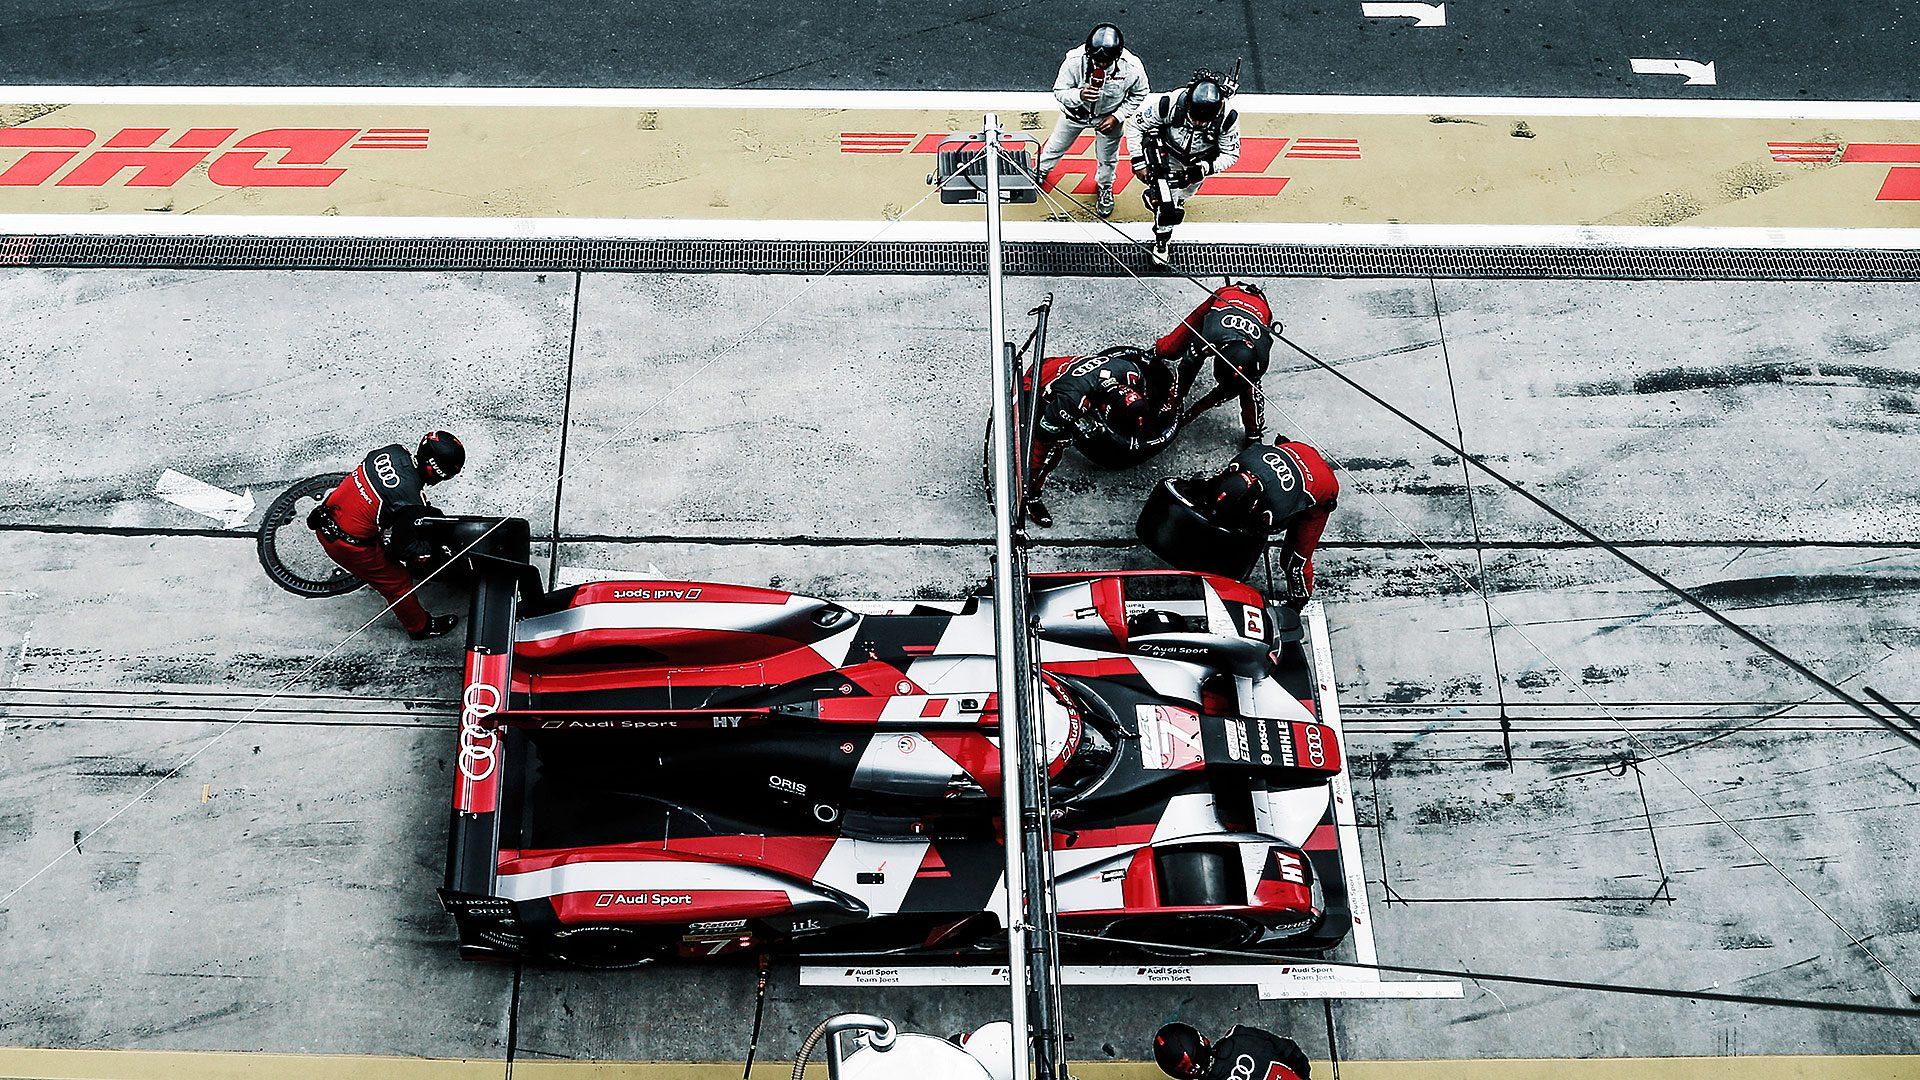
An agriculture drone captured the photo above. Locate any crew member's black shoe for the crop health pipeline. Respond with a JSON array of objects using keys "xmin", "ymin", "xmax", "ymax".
[
  {"xmin": 1025, "ymin": 499, "xmax": 1054, "ymax": 529},
  {"xmin": 410, "ymin": 614, "xmax": 458, "ymax": 640}
]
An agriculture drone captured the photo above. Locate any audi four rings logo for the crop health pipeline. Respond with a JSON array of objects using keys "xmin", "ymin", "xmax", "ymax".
[
  {"xmin": 373, "ymin": 454, "xmax": 401, "ymax": 488},
  {"xmin": 1260, "ymin": 451, "xmax": 1296, "ymax": 490},
  {"xmin": 1218, "ymin": 312, "xmax": 1264, "ymax": 339},
  {"xmin": 458, "ymin": 682, "xmax": 502, "ymax": 782}
]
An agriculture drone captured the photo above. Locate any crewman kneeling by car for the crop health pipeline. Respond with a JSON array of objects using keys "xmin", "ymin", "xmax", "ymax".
[
  {"xmin": 1155, "ymin": 1021, "xmax": 1312, "ymax": 1080},
  {"xmin": 1194, "ymin": 437, "xmax": 1338, "ymax": 609},
  {"xmin": 1024, "ymin": 346, "xmax": 1174, "ymax": 528},
  {"xmin": 309, "ymin": 430, "xmax": 465, "ymax": 639}
]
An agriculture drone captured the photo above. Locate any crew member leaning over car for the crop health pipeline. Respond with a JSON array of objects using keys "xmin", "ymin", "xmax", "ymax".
[
  {"xmin": 309, "ymin": 430, "xmax": 465, "ymax": 639},
  {"xmin": 1156, "ymin": 281, "xmax": 1277, "ymax": 447},
  {"xmin": 1193, "ymin": 437, "xmax": 1338, "ymax": 609}
]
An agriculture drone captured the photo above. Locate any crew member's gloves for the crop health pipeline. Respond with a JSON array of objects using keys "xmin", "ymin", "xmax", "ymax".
[
  {"xmin": 1283, "ymin": 559, "xmax": 1313, "ymax": 611},
  {"xmin": 1130, "ymin": 157, "xmax": 1150, "ymax": 181}
]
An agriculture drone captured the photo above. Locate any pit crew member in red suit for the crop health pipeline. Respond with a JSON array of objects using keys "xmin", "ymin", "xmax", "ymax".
[
  {"xmin": 1024, "ymin": 346, "xmax": 1170, "ymax": 527},
  {"xmin": 310, "ymin": 431, "xmax": 465, "ymax": 639},
  {"xmin": 1155, "ymin": 281, "xmax": 1276, "ymax": 447},
  {"xmin": 1154, "ymin": 1022, "xmax": 1312, "ymax": 1080},
  {"xmin": 1196, "ymin": 437, "xmax": 1338, "ymax": 609}
]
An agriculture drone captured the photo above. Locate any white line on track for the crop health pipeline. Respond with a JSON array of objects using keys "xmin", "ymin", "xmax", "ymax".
[
  {"xmin": 3, "ymin": 213, "xmax": 1917, "ymax": 250},
  {"xmin": 3, "ymin": 84, "xmax": 1920, "ymax": 120}
]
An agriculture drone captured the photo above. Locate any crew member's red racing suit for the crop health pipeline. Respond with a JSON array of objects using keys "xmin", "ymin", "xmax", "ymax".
[
  {"xmin": 1025, "ymin": 346, "xmax": 1178, "ymax": 500},
  {"xmin": 1200, "ymin": 439, "xmax": 1337, "ymax": 607},
  {"xmin": 1155, "ymin": 283, "xmax": 1275, "ymax": 441},
  {"xmin": 313, "ymin": 444, "xmax": 438, "ymax": 634}
]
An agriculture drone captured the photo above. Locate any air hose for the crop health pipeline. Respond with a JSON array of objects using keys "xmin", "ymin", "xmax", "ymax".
[{"xmin": 791, "ymin": 1019, "xmax": 832, "ymax": 1080}]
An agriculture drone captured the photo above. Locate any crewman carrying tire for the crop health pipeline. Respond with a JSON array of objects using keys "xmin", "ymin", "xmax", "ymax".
[
  {"xmin": 1194, "ymin": 437, "xmax": 1337, "ymax": 608},
  {"xmin": 308, "ymin": 430, "xmax": 466, "ymax": 639}
]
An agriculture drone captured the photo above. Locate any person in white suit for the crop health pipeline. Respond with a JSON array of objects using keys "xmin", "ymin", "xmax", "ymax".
[{"xmin": 1037, "ymin": 23, "xmax": 1150, "ymax": 218}]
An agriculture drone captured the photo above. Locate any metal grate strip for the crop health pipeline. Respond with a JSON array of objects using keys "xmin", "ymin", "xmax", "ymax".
[{"xmin": 3, "ymin": 234, "xmax": 1918, "ymax": 279}]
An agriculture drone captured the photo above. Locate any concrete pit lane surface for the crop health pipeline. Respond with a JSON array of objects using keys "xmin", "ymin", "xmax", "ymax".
[{"xmin": 0, "ymin": 266, "xmax": 1915, "ymax": 1074}]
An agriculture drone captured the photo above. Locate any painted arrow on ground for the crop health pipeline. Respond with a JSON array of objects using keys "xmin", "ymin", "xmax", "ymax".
[
  {"xmin": 1361, "ymin": 2, "xmax": 1446, "ymax": 26},
  {"xmin": 154, "ymin": 469, "xmax": 256, "ymax": 528},
  {"xmin": 1630, "ymin": 58, "xmax": 1717, "ymax": 85}
]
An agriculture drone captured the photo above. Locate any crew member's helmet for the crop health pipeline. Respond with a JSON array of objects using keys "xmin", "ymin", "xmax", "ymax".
[
  {"xmin": 1099, "ymin": 383, "xmax": 1152, "ymax": 434},
  {"xmin": 1086, "ymin": 23, "xmax": 1124, "ymax": 65},
  {"xmin": 417, "ymin": 430, "xmax": 465, "ymax": 484},
  {"xmin": 1186, "ymin": 80, "xmax": 1226, "ymax": 127},
  {"xmin": 1153, "ymin": 1023, "xmax": 1211, "ymax": 1079},
  {"xmin": 1209, "ymin": 464, "xmax": 1268, "ymax": 529}
]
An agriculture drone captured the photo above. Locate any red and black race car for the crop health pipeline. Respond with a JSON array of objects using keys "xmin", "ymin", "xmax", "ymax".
[{"xmin": 440, "ymin": 521, "xmax": 1353, "ymax": 968}]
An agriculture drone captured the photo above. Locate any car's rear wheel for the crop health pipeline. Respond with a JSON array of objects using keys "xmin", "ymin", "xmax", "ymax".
[
  {"xmin": 257, "ymin": 473, "xmax": 364, "ymax": 597},
  {"xmin": 543, "ymin": 926, "xmax": 671, "ymax": 970}
]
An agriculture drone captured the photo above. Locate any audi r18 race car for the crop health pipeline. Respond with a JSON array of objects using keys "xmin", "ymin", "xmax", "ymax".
[{"xmin": 440, "ymin": 521, "xmax": 1353, "ymax": 968}]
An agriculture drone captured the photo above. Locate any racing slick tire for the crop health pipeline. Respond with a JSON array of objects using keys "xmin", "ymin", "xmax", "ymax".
[
  {"xmin": 1098, "ymin": 912, "xmax": 1263, "ymax": 955},
  {"xmin": 1136, "ymin": 477, "xmax": 1264, "ymax": 580},
  {"xmin": 541, "ymin": 925, "xmax": 672, "ymax": 970},
  {"xmin": 257, "ymin": 473, "xmax": 365, "ymax": 598}
]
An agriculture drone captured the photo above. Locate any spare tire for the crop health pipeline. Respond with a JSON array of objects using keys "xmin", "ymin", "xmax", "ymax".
[
  {"xmin": 257, "ymin": 473, "xmax": 364, "ymax": 598},
  {"xmin": 1136, "ymin": 478, "xmax": 1265, "ymax": 580}
]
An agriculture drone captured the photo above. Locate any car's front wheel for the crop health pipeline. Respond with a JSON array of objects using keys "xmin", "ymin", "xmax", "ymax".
[{"xmin": 542, "ymin": 926, "xmax": 671, "ymax": 970}]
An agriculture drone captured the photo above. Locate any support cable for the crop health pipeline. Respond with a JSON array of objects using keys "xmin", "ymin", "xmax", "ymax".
[{"xmin": 1024, "ymin": 175, "xmax": 1917, "ymax": 1000}]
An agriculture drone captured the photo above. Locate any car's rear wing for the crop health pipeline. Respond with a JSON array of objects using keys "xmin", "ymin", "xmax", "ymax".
[{"xmin": 442, "ymin": 517, "xmax": 534, "ymax": 917}]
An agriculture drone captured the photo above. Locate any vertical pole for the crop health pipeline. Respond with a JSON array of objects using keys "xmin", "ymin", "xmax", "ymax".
[{"xmin": 983, "ymin": 111, "xmax": 1037, "ymax": 1080}]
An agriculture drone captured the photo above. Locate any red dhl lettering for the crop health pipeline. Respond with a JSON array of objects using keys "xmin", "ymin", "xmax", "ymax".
[
  {"xmin": 0, "ymin": 127, "xmax": 429, "ymax": 189},
  {"xmin": 838, "ymin": 132, "xmax": 1363, "ymax": 198},
  {"xmin": 1765, "ymin": 140, "xmax": 1920, "ymax": 201}
]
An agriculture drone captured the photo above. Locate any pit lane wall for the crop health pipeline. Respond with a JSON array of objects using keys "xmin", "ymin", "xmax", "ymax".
[{"xmin": 1, "ymin": 90, "xmax": 1919, "ymax": 229}]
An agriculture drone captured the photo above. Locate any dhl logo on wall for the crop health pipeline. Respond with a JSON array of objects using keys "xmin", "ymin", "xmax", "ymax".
[{"xmin": 1766, "ymin": 141, "xmax": 1920, "ymax": 200}]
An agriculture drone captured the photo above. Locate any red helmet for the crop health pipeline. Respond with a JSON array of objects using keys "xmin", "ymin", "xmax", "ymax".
[
  {"xmin": 1100, "ymin": 384, "xmax": 1152, "ymax": 433},
  {"xmin": 1154, "ymin": 1023, "xmax": 1210, "ymax": 1079},
  {"xmin": 1209, "ymin": 465, "xmax": 1270, "ymax": 530},
  {"xmin": 416, "ymin": 430, "xmax": 465, "ymax": 484}
]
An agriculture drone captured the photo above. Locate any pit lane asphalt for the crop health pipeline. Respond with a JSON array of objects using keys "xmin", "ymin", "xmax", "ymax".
[
  {"xmin": 2, "ymin": 0, "xmax": 1914, "ymax": 100},
  {"xmin": 0, "ymin": 267, "xmax": 1916, "ymax": 1069}
]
